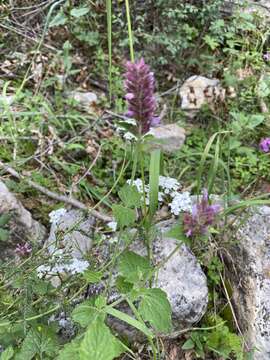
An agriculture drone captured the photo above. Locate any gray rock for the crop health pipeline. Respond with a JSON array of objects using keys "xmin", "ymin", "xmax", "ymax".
[
  {"xmin": 148, "ymin": 124, "xmax": 186, "ymax": 153},
  {"xmin": 47, "ymin": 208, "xmax": 95, "ymax": 259},
  {"xmin": 109, "ymin": 220, "xmax": 208, "ymax": 340},
  {"xmin": 228, "ymin": 206, "xmax": 270, "ymax": 359},
  {"xmin": 0, "ymin": 180, "xmax": 46, "ymax": 258},
  {"xmin": 222, "ymin": 1, "xmax": 270, "ymax": 17},
  {"xmin": 67, "ymin": 90, "xmax": 98, "ymax": 113},
  {"xmin": 153, "ymin": 221, "xmax": 208, "ymax": 324}
]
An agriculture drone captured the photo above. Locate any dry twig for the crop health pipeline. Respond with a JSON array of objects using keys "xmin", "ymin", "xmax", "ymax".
[{"xmin": 0, "ymin": 160, "xmax": 112, "ymax": 222}]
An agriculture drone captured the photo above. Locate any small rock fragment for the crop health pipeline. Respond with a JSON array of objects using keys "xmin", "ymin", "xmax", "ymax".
[
  {"xmin": 148, "ymin": 123, "xmax": 186, "ymax": 153},
  {"xmin": 67, "ymin": 90, "xmax": 98, "ymax": 113}
]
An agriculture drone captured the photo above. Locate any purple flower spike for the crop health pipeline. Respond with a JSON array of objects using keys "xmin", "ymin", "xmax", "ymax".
[
  {"xmin": 124, "ymin": 58, "xmax": 158, "ymax": 134},
  {"xmin": 259, "ymin": 138, "xmax": 270, "ymax": 153},
  {"xmin": 15, "ymin": 243, "xmax": 32, "ymax": 257},
  {"xmin": 183, "ymin": 189, "xmax": 220, "ymax": 238}
]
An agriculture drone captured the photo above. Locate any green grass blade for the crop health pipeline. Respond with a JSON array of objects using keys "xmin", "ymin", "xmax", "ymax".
[
  {"xmin": 105, "ymin": 306, "xmax": 154, "ymax": 339},
  {"xmin": 207, "ymin": 135, "xmax": 220, "ymax": 194},
  {"xmin": 149, "ymin": 149, "xmax": 161, "ymax": 218}
]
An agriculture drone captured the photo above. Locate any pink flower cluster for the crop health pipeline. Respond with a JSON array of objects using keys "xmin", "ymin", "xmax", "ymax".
[
  {"xmin": 124, "ymin": 58, "xmax": 160, "ymax": 134},
  {"xmin": 183, "ymin": 190, "xmax": 220, "ymax": 238},
  {"xmin": 259, "ymin": 138, "xmax": 270, "ymax": 153},
  {"xmin": 15, "ymin": 243, "xmax": 32, "ymax": 257}
]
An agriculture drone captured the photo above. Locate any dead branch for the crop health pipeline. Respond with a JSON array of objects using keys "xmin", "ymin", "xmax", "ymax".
[{"xmin": 0, "ymin": 160, "xmax": 112, "ymax": 222}]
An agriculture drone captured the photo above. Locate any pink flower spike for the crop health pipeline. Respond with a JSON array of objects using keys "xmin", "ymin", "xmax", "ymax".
[{"xmin": 124, "ymin": 58, "xmax": 158, "ymax": 134}]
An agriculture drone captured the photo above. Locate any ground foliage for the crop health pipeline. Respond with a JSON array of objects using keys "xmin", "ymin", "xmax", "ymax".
[{"xmin": 0, "ymin": 0, "xmax": 270, "ymax": 359}]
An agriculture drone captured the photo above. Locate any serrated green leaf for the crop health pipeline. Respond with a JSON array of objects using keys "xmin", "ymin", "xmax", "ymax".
[
  {"xmin": 57, "ymin": 340, "xmax": 80, "ymax": 360},
  {"xmin": 49, "ymin": 12, "xmax": 67, "ymax": 27},
  {"xmin": 247, "ymin": 114, "xmax": 265, "ymax": 129},
  {"xmin": 164, "ymin": 223, "xmax": 188, "ymax": 242},
  {"xmin": 0, "ymin": 228, "xmax": 9, "ymax": 242},
  {"xmin": 112, "ymin": 205, "xmax": 136, "ymax": 228},
  {"xmin": 182, "ymin": 338, "xmax": 195, "ymax": 350},
  {"xmin": 65, "ymin": 143, "xmax": 85, "ymax": 150},
  {"xmin": 83, "ymin": 270, "xmax": 103, "ymax": 284},
  {"xmin": 72, "ymin": 299, "xmax": 102, "ymax": 327},
  {"xmin": 118, "ymin": 184, "xmax": 141, "ymax": 208},
  {"xmin": 116, "ymin": 276, "xmax": 133, "ymax": 294},
  {"xmin": 118, "ymin": 251, "xmax": 152, "ymax": 284},
  {"xmin": 95, "ymin": 295, "xmax": 106, "ymax": 309},
  {"xmin": 0, "ymin": 346, "xmax": 14, "ymax": 360},
  {"xmin": 0, "ymin": 213, "xmax": 11, "ymax": 227},
  {"xmin": 16, "ymin": 327, "xmax": 58, "ymax": 360},
  {"xmin": 70, "ymin": 7, "xmax": 89, "ymax": 17},
  {"xmin": 79, "ymin": 319, "xmax": 124, "ymax": 360},
  {"xmin": 138, "ymin": 288, "xmax": 172, "ymax": 333}
]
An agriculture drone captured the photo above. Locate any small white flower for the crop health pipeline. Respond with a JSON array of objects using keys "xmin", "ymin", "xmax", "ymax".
[
  {"xmin": 36, "ymin": 258, "xmax": 89, "ymax": 278},
  {"xmin": 49, "ymin": 208, "xmax": 67, "ymax": 225},
  {"xmin": 107, "ymin": 221, "xmax": 117, "ymax": 232},
  {"xmin": 159, "ymin": 176, "xmax": 181, "ymax": 195},
  {"xmin": 169, "ymin": 191, "xmax": 192, "ymax": 215},
  {"xmin": 127, "ymin": 178, "xmax": 164, "ymax": 204}
]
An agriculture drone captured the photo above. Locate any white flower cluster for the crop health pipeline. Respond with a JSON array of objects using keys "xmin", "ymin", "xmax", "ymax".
[
  {"xmin": 168, "ymin": 191, "xmax": 192, "ymax": 215},
  {"xmin": 127, "ymin": 176, "xmax": 192, "ymax": 216},
  {"xmin": 49, "ymin": 208, "xmax": 67, "ymax": 225},
  {"xmin": 127, "ymin": 178, "xmax": 163, "ymax": 205},
  {"xmin": 159, "ymin": 175, "xmax": 180, "ymax": 194},
  {"xmin": 37, "ymin": 258, "xmax": 89, "ymax": 278}
]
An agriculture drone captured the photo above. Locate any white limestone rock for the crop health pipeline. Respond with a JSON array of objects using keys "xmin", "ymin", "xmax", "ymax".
[
  {"xmin": 0, "ymin": 180, "xmax": 46, "ymax": 258},
  {"xmin": 47, "ymin": 208, "xmax": 95, "ymax": 259},
  {"xmin": 228, "ymin": 206, "xmax": 270, "ymax": 359},
  {"xmin": 148, "ymin": 123, "xmax": 186, "ymax": 153},
  {"xmin": 108, "ymin": 220, "xmax": 208, "ymax": 340}
]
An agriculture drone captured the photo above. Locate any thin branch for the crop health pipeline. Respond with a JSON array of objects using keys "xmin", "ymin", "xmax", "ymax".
[{"xmin": 0, "ymin": 160, "xmax": 112, "ymax": 222}]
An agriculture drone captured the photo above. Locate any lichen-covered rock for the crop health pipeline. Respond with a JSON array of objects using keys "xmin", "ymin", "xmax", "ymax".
[
  {"xmin": 222, "ymin": 0, "xmax": 270, "ymax": 17},
  {"xmin": 109, "ymin": 220, "xmax": 208, "ymax": 340},
  {"xmin": 0, "ymin": 180, "xmax": 46, "ymax": 259},
  {"xmin": 179, "ymin": 75, "xmax": 235, "ymax": 118},
  {"xmin": 228, "ymin": 206, "xmax": 270, "ymax": 359}
]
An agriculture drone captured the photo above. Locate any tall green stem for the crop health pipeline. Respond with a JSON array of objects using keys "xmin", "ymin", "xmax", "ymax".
[
  {"xmin": 125, "ymin": 0, "xmax": 134, "ymax": 62},
  {"xmin": 106, "ymin": 0, "xmax": 112, "ymax": 103}
]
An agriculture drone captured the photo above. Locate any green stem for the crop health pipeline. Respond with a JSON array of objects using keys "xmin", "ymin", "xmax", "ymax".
[
  {"xmin": 106, "ymin": 0, "xmax": 112, "ymax": 103},
  {"xmin": 126, "ymin": 298, "xmax": 158, "ymax": 360},
  {"xmin": 125, "ymin": 0, "xmax": 134, "ymax": 62}
]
